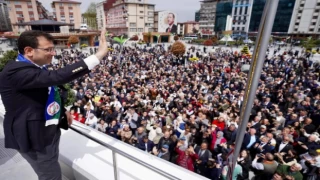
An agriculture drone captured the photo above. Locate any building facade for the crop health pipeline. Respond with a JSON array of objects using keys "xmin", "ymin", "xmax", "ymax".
[
  {"xmin": 0, "ymin": 1, "xmax": 12, "ymax": 32},
  {"xmin": 6, "ymin": 0, "xmax": 49, "ymax": 33},
  {"xmin": 249, "ymin": 0, "xmax": 295, "ymax": 34},
  {"xmin": 96, "ymin": 1, "xmax": 107, "ymax": 30},
  {"xmin": 106, "ymin": 0, "xmax": 155, "ymax": 39},
  {"xmin": 199, "ymin": 0, "xmax": 217, "ymax": 37},
  {"xmin": 51, "ymin": 0, "xmax": 82, "ymax": 29},
  {"xmin": 195, "ymin": 10, "xmax": 200, "ymax": 22},
  {"xmin": 231, "ymin": 0, "xmax": 254, "ymax": 36},
  {"xmin": 214, "ymin": 0, "xmax": 232, "ymax": 33},
  {"xmin": 288, "ymin": 0, "xmax": 320, "ymax": 35}
]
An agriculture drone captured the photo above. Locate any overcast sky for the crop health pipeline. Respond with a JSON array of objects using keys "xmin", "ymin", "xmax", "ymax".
[{"xmin": 38, "ymin": 0, "xmax": 200, "ymax": 22}]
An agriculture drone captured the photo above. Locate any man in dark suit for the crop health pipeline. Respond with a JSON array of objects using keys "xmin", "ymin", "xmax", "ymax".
[
  {"xmin": 0, "ymin": 30, "xmax": 108, "ymax": 180},
  {"xmin": 165, "ymin": 13, "xmax": 177, "ymax": 34},
  {"xmin": 194, "ymin": 142, "xmax": 212, "ymax": 175},
  {"xmin": 137, "ymin": 135, "xmax": 154, "ymax": 153},
  {"xmin": 274, "ymin": 135, "xmax": 293, "ymax": 154}
]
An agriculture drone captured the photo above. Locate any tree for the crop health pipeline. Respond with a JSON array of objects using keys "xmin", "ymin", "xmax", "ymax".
[
  {"xmin": 211, "ymin": 36, "xmax": 218, "ymax": 44},
  {"xmin": 0, "ymin": 50, "xmax": 18, "ymax": 72},
  {"xmin": 63, "ymin": 84, "xmax": 75, "ymax": 106},
  {"xmin": 130, "ymin": 35, "xmax": 139, "ymax": 41},
  {"xmin": 82, "ymin": 2, "xmax": 97, "ymax": 30},
  {"xmin": 68, "ymin": 36, "xmax": 79, "ymax": 44},
  {"xmin": 171, "ymin": 41, "xmax": 186, "ymax": 56},
  {"xmin": 302, "ymin": 37, "xmax": 316, "ymax": 51},
  {"xmin": 241, "ymin": 45, "xmax": 250, "ymax": 55},
  {"xmin": 203, "ymin": 39, "xmax": 213, "ymax": 46}
]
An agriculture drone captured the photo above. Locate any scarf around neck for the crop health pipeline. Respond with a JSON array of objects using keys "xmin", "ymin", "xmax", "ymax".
[{"xmin": 16, "ymin": 54, "xmax": 61, "ymax": 126}]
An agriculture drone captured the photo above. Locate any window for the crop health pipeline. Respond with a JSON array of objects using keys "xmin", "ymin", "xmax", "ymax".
[
  {"xmin": 312, "ymin": 22, "xmax": 316, "ymax": 25},
  {"xmin": 68, "ymin": 4, "xmax": 72, "ymax": 7},
  {"xmin": 313, "ymin": 16, "xmax": 317, "ymax": 19},
  {"xmin": 28, "ymin": 8, "xmax": 33, "ymax": 11},
  {"xmin": 148, "ymin": 17, "xmax": 153, "ymax": 21},
  {"xmin": 237, "ymin": 27, "xmax": 240, "ymax": 30},
  {"xmin": 60, "ymin": 3, "xmax": 63, "ymax": 7},
  {"xmin": 130, "ymin": 23, "xmax": 136, "ymax": 27},
  {"xmin": 138, "ymin": 28, "xmax": 143, "ymax": 32},
  {"xmin": 295, "ymin": 22, "xmax": 299, "ymax": 25},
  {"xmin": 14, "ymin": 1, "xmax": 20, "ymax": 5},
  {"xmin": 232, "ymin": 27, "xmax": 235, "ymax": 30},
  {"xmin": 17, "ymin": 14, "xmax": 23, "ymax": 18},
  {"xmin": 317, "ymin": 3, "xmax": 320, "ymax": 6},
  {"xmin": 148, "ymin": 5, "xmax": 154, "ymax": 10},
  {"xmin": 130, "ymin": 28, "xmax": 136, "ymax": 32},
  {"xmin": 300, "ymin": 4, "xmax": 304, "ymax": 7},
  {"xmin": 145, "ymin": 23, "xmax": 153, "ymax": 27},
  {"xmin": 294, "ymin": 28, "xmax": 298, "ymax": 31},
  {"xmin": 69, "ymin": 15, "xmax": 73, "ymax": 18},
  {"xmin": 297, "ymin": 16, "xmax": 301, "ymax": 19},
  {"xmin": 15, "ymin": 8, "xmax": 22, "ymax": 11},
  {"xmin": 298, "ymin": 10, "xmax": 302, "ymax": 13},
  {"xmin": 316, "ymin": 9, "xmax": 320, "ymax": 12},
  {"xmin": 140, "ymin": 11, "xmax": 143, "ymax": 13},
  {"xmin": 148, "ymin": 11, "xmax": 153, "ymax": 16},
  {"xmin": 61, "ymin": 15, "xmax": 65, "ymax": 18},
  {"xmin": 139, "ymin": 4, "xmax": 143, "ymax": 7},
  {"xmin": 242, "ymin": 27, "xmax": 245, "ymax": 31},
  {"xmin": 27, "ymin": 2, "xmax": 32, "ymax": 6},
  {"xmin": 140, "ymin": 17, "xmax": 143, "ymax": 19},
  {"xmin": 29, "ymin": 14, "xmax": 34, "ymax": 18},
  {"xmin": 310, "ymin": 28, "xmax": 314, "ymax": 31}
]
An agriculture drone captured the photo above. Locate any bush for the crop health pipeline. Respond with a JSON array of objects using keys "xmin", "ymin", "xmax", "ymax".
[
  {"xmin": 171, "ymin": 41, "xmax": 186, "ymax": 56},
  {"xmin": 241, "ymin": 45, "xmax": 250, "ymax": 55},
  {"xmin": 0, "ymin": 50, "xmax": 18, "ymax": 72},
  {"xmin": 130, "ymin": 35, "xmax": 139, "ymax": 41},
  {"xmin": 81, "ymin": 44, "xmax": 88, "ymax": 48},
  {"xmin": 68, "ymin": 36, "xmax": 79, "ymax": 44},
  {"xmin": 64, "ymin": 84, "xmax": 75, "ymax": 106},
  {"xmin": 174, "ymin": 35, "xmax": 179, "ymax": 41},
  {"xmin": 203, "ymin": 39, "xmax": 213, "ymax": 46}
]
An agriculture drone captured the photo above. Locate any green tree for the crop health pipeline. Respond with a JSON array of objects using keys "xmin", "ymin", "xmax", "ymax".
[
  {"xmin": 63, "ymin": 84, "xmax": 75, "ymax": 106},
  {"xmin": 302, "ymin": 37, "xmax": 316, "ymax": 51},
  {"xmin": 0, "ymin": 50, "xmax": 18, "ymax": 72},
  {"xmin": 82, "ymin": 2, "xmax": 97, "ymax": 30}
]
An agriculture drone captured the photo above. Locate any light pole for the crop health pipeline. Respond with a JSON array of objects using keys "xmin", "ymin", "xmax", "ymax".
[{"xmin": 226, "ymin": 0, "xmax": 279, "ymax": 179}]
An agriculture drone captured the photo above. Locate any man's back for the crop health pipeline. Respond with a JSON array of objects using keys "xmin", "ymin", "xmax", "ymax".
[{"xmin": 0, "ymin": 60, "xmax": 58, "ymax": 152}]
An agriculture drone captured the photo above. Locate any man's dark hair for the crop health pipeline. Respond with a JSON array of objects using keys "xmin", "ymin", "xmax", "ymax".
[
  {"xmin": 168, "ymin": 13, "xmax": 175, "ymax": 19},
  {"xmin": 17, "ymin": 30, "xmax": 54, "ymax": 54}
]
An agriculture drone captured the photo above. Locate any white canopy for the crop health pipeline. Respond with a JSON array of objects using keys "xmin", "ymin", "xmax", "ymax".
[
  {"xmin": 220, "ymin": 36, "xmax": 234, "ymax": 42},
  {"xmin": 243, "ymin": 39, "xmax": 253, "ymax": 44}
]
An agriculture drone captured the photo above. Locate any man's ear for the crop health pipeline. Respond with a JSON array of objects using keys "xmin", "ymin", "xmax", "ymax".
[{"xmin": 24, "ymin": 47, "xmax": 34, "ymax": 57}]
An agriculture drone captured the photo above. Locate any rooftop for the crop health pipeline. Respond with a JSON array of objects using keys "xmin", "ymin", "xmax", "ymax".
[
  {"xmin": 13, "ymin": 19, "xmax": 73, "ymax": 26},
  {"xmin": 52, "ymin": 0, "xmax": 81, "ymax": 4}
]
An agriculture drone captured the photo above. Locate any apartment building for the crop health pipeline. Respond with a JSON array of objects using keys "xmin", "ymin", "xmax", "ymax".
[
  {"xmin": 231, "ymin": 0, "xmax": 253, "ymax": 34},
  {"xmin": 0, "ymin": 1, "xmax": 12, "ymax": 32},
  {"xmin": 51, "ymin": 0, "xmax": 81, "ymax": 29},
  {"xmin": 199, "ymin": 0, "xmax": 217, "ymax": 36},
  {"xmin": 6, "ymin": 0, "xmax": 49, "ymax": 33},
  {"xmin": 288, "ymin": 0, "xmax": 320, "ymax": 35},
  {"xmin": 106, "ymin": 0, "xmax": 155, "ymax": 39},
  {"xmin": 96, "ymin": 1, "xmax": 107, "ymax": 30}
]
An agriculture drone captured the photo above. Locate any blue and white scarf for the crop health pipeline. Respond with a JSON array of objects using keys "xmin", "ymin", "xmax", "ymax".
[{"xmin": 16, "ymin": 54, "xmax": 61, "ymax": 126}]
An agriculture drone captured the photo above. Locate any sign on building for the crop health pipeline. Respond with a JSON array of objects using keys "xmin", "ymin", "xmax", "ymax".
[{"xmin": 158, "ymin": 11, "xmax": 178, "ymax": 34}]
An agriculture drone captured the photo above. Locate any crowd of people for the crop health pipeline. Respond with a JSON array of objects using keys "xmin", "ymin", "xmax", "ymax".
[{"xmin": 53, "ymin": 43, "xmax": 320, "ymax": 180}]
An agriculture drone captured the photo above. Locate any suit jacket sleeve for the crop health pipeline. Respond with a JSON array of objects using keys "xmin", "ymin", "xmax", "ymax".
[{"xmin": 7, "ymin": 55, "xmax": 99, "ymax": 90}]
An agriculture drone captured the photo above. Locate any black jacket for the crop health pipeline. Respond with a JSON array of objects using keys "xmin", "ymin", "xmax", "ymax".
[{"xmin": 0, "ymin": 60, "xmax": 90, "ymax": 152}]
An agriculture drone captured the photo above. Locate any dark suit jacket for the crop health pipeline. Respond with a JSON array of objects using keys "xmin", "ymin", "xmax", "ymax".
[
  {"xmin": 194, "ymin": 147, "xmax": 211, "ymax": 164},
  {"xmin": 0, "ymin": 60, "xmax": 90, "ymax": 152},
  {"xmin": 166, "ymin": 24, "xmax": 177, "ymax": 34},
  {"xmin": 274, "ymin": 142, "xmax": 293, "ymax": 154},
  {"xmin": 137, "ymin": 139, "xmax": 154, "ymax": 152}
]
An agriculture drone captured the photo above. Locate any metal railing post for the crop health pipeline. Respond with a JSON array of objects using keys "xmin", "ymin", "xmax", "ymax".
[{"xmin": 112, "ymin": 151, "xmax": 118, "ymax": 180}]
